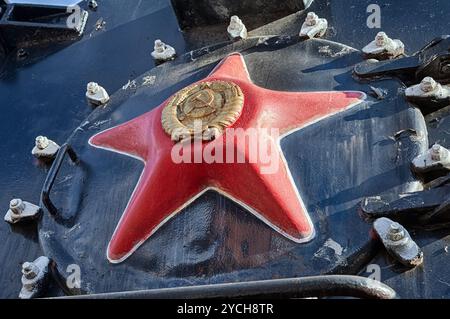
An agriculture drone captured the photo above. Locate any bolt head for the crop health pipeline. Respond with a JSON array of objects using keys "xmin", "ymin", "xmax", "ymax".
[
  {"xmin": 432, "ymin": 144, "xmax": 441, "ymax": 153},
  {"xmin": 306, "ymin": 12, "xmax": 318, "ymax": 26},
  {"xmin": 375, "ymin": 32, "xmax": 388, "ymax": 47},
  {"xmin": 431, "ymin": 144, "xmax": 442, "ymax": 161},
  {"xmin": 154, "ymin": 40, "xmax": 166, "ymax": 53},
  {"xmin": 35, "ymin": 136, "xmax": 49, "ymax": 150},
  {"xmin": 10, "ymin": 198, "xmax": 21, "ymax": 208},
  {"xmin": 389, "ymin": 222, "xmax": 405, "ymax": 241},
  {"xmin": 10, "ymin": 199, "xmax": 24, "ymax": 215},
  {"xmin": 87, "ymin": 82, "xmax": 100, "ymax": 95},
  {"xmin": 390, "ymin": 222, "xmax": 401, "ymax": 232},
  {"xmin": 22, "ymin": 262, "xmax": 38, "ymax": 279},
  {"xmin": 420, "ymin": 77, "xmax": 437, "ymax": 93},
  {"xmin": 230, "ymin": 15, "xmax": 240, "ymax": 23}
]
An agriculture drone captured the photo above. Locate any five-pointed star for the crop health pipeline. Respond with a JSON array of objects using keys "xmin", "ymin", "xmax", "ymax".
[{"xmin": 90, "ymin": 53, "xmax": 363, "ymax": 263}]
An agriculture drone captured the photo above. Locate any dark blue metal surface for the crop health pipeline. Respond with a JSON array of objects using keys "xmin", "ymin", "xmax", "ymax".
[
  {"xmin": 0, "ymin": 0, "xmax": 449, "ymax": 298},
  {"xmin": 38, "ymin": 37, "xmax": 426, "ymax": 295},
  {"xmin": 0, "ymin": 0, "xmax": 184, "ymax": 298}
]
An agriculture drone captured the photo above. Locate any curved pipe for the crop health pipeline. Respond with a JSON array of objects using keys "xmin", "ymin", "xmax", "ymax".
[
  {"xmin": 59, "ymin": 275, "xmax": 396, "ymax": 299},
  {"xmin": 41, "ymin": 144, "xmax": 79, "ymax": 216}
]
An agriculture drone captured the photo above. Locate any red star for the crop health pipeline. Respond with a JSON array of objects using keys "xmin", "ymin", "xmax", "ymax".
[{"xmin": 90, "ymin": 53, "xmax": 363, "ymax": 263}]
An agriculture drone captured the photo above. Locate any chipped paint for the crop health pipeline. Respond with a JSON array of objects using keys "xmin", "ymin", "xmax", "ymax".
[
  {"xmin": 142, "ymin": 76, "xmax": 156, "ymax": 86},
  {"xmin": 324, "ymin": 238, "xmax": 344, "ymax": 256},
  {"xmin": 122, "ymin": 80, "xmax": 137, "ymax": 90},
  {"xmin": 314, "ymin": 238, "xmax": 345, "ymax": 261}
]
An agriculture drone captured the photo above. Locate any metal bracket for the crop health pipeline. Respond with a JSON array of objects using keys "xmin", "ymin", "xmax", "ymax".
[
  {"xmin": 0, "ymin": 2, "xmax": 88, "ymax": 49},
  {"xmin": 411, "ymin": 144, "xmax": 450, "ymax": 183},
  {"xmin": 361, "ymin": 180, "xmax": 450, "ymax": 228},
  {"xmin": 19, "ymin": 256, "xmax": 51, "ymax": 299},
  {"xmin": 405, "ymin": 77, "xmax": 450, "ymax": 115},
  {"xmin": 4, "ymin": 198, "xmax": 41, "ymax": 224},
  {"xmin": 41, "ymin": 143, "xmax": 79, "ymax": 216},
  {"xmin": 373, "ymin": 218, "xmax": 423, "ymax": 268},
  {"xmin": 354, "ymin": 36, "xmax": 450, "ymax": 85}
]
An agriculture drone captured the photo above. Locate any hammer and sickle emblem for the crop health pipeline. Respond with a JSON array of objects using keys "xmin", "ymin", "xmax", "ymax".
[
  {"xmin": 162, "ymin": 81, "xmax": 244, "ymax": 141},
  {"xmin": 182, "ymin": 89, "xmax": 217, "ymax": 119}
]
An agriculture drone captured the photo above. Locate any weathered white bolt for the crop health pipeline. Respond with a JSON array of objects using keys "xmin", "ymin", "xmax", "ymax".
[
  {"xmin": 5, "ymin": 199, "xmax": 41, "ymax": 224},
  {"xmin": 305, "ymin": 12, "xmax": 319, "ymax": 26},
  {"xmin": 35, "ymin": 136, "xmax": 49, "ymax": 150},
  {"xmin": 22, "ymin": 262, "xmax": 39, "ymax": 280},
  {"xmin": 154, "ymin": 40, "xmax": 165, "ymax": 53},
  {"xmin": 9, "ymin": 199, "xmax": 24, "ymax": 216},
  {"xmin": 300, "ymin": 12, "xmax": 327, "ymax": 39},
  {"xmin": 87, "ymin": 82, "xmax": 100, "ymax": 95},
  {"xmin": 151, "ymin": 40, "xmax": 176, "ymax": 62},
  {"xmin": 86, "ymin": 82, "xmax": 110, "ymax": 106},
  {"xmin": 390, "ymin": 223, "xmax": 400, "ymax": 231},
  {"xmin": 411, "ymin": 143, "xmax": 450, "ymax": 171},
  {"xmin": 227, "ymin": 15, "xmax": 248, "ymax": 40},
  {"xmin": 362, "ymin": 31, "xmax": 405, "ymax": 60},
  {"xmin": 431, "ymin": 144, "xmax": 442, "ymax": 161},
  {"xmin": 389, "ymin": 223, "xmax": 405, "ymax": 241},
  {"xmin": 32, "ymin": 136, "xmax": 60, "ymax": 159},
  {"xmin": 420, "ymin": 77, "xmax": 437, "ymax": 93},
  {"xmin": 375, "ymin": 32, "xmax": 388, "ymax": 47}
]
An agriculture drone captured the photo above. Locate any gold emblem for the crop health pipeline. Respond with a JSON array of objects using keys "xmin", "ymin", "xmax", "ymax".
[{"xmin": 162, "ymin": 81, "xmax": 244, "ymax": 141}]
